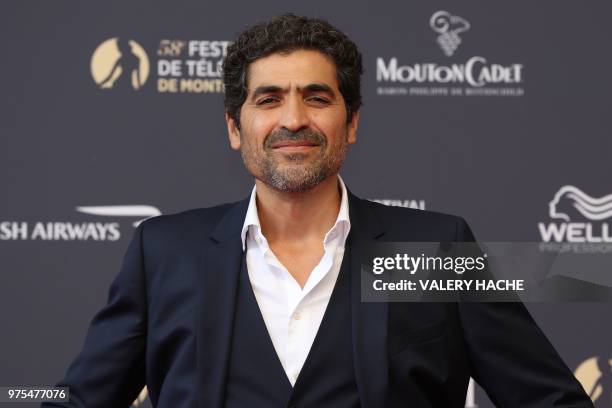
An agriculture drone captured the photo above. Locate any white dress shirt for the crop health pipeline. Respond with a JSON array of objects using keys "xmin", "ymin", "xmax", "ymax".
[{"xmin": 239, "ymin": 176, "xmax": 351, "ymax": 386}]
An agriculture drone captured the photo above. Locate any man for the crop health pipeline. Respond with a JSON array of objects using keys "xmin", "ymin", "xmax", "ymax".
[{"xmin": 46, "ymin": 14, "xmax": 592, "ymax": 407}]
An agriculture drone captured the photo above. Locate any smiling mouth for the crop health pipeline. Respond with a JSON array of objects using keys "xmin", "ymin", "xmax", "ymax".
[{"xmin": 271, "ymin": 142, "xmax": 320, "ymax": 150}]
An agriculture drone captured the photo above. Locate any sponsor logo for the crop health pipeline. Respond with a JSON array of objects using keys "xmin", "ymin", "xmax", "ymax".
[
  {"xmin": 539, "ymin": 186, "xmax": 612, "ymax": 251},
  {"xmin": 91, "ymin": 38, "xmax": 150, "ymax": 90},
  {"xmin": 131, "ymin": 387, "xmax": 148, "ymax": 407},
  {"xmin": 76, "ymin": 205, "xmax": 161, "ymax": 227},
  {"xmin": 376, "ymin": 10, "xmax": 524, "ymax": 97},
  {"xmin": 430, "ymin": 11, "xmax": 470, "ymax": 57},
  {"xmin": 548, "ymin": 186, "xmax": 612, "ymax": 222},
  {"xmin": 574, "ymin": 356, "xmax": 612, "ymax": 404},
  {"xmin": 0, "ymin": 205, "xmax": 160, "ymax": 242},
  {"xmin": 370, "ymin": 198, "xmax": 426, "ymax": 210},
  {"xmin": 91, "ymin": 38, "xmax": 230, "ymax": 93}
]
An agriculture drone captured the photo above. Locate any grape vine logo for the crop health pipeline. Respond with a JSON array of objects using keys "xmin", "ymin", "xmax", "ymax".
[
  {"xmin": 430, "ymin": 11, "xmax": 470, "ymax": 57},
  {"xmin": 91, "ymin": 38, "xmax": 150, "ymax": 90},
  {"xmin": 539, "ymin": 186, "xmax": 612, "ymax": 253},
  {"xmin": 376, "ymin": 10, "xmax": 525, "ymax": 97}
]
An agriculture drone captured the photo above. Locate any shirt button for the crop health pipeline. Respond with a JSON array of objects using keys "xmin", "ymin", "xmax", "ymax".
[{"xmin": 293, "ymin": 312, "xmax": 302, "ymax": 320}]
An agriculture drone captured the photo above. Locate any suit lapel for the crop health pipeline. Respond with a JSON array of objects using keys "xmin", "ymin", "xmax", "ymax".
[
  {"xmin": 196, "ymin": 191, "xmax": 389, "ymax": 408},
  {"xmin": 197, "ymin": 199, "xmax": 249, "ymax": 408},
  {"xmin": 348, "ymin": 191, "xmax": 389, "ymax": 408}
]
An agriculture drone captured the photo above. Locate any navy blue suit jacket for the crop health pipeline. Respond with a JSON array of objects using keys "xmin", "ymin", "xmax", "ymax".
[{"xmin": 45, "ymin": 191, "xmax": 592, "ymax": 407}]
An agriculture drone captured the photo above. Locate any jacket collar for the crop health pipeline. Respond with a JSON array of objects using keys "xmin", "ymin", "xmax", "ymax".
[
  {"xmin": 199, "ymin": 186, "xmax": 388, "ymax": 408},
  {"xmin": 209, "ymin": 187, "xmax": 385, "ymax": 243}
]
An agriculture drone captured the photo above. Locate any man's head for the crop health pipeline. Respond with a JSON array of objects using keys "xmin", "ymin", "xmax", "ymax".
[{"xmin": 223, "ymin": 14, "xmax": 363, "ymax": 193}]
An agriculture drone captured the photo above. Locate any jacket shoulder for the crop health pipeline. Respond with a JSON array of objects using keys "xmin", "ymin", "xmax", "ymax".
[
  {"xmin": 138, "ymin": 202, "xmax": 237, "ymax": 244},
  {"xmin": 359, "ymin": 198, "xmax": 472, "ymax": 241}
]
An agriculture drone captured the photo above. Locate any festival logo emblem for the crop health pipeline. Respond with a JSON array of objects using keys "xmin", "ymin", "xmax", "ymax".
[
  {"xmin": 91, "ymin": 38, "xmax": 150, "ymax": 90},
  {"xmin": 131, "ymin": 386, "xmax": 149, "ymax": 407},
  {"xmin": 575, "ymin": 356, "xmax": 612, "ymax": 406}
]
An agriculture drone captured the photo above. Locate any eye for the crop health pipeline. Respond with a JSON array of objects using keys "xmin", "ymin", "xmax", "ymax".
[
  {"xmin": 256, "ymin": 97, "xmax": 279, "ymax": 106},
  {"xmin": 306, "ymin": 96, "xmax": 330, "ymax": 104}
]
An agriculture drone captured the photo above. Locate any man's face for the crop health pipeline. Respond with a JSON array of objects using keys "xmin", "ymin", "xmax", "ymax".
[{"xmin": 226, "ymin": 49, "xmax": 359, "ymax": 192}]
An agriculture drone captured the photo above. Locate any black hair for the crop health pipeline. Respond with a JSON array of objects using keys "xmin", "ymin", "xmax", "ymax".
[{"xmin": 223, "ymin": 13, "xmax": 363, "ymax": 128}]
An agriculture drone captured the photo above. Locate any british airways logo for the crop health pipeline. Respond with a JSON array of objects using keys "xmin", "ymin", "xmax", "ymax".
[
  {"xmin": 0, "ymin": 205, "xmax": 161, "ymax": 241},
  {"xmin": 76, "ymin": 205, "xmax": 161, "ymax": 227}
]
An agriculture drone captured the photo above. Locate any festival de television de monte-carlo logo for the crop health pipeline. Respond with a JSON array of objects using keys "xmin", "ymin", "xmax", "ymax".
[
  {"xmin": 376, "ymin": 10, "xmax": 524, "ymax": 97},
  {"xmin": 539, "ymin": 185, "xmax": 612, "ymax": 253},
  {"xmin": 90, "ymin": 37, "xmax": 229, "ymax": 94}
]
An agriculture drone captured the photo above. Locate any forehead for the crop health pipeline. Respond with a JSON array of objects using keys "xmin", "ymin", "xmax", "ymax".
[{"xmin": 246, "ymin": 49, "xmax": 339, "ymax": 92}]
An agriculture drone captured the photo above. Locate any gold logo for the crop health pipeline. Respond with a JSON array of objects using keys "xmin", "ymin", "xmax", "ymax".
[
  {"xmin": 131, "ymin": 386, "xmax": 148, "ymax": 407},
  {"xmin": 574, "ymin": 356, "xmax": 612, "ymax": 405},
  {"xmin": 91, "ymin": 38, "xmax": 150, "ymax": 90}
]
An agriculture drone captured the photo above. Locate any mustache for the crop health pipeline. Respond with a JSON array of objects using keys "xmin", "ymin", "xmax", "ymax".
[{"xmin": 264, "ymin": 128, "xmax": 327, "ymax": 149}]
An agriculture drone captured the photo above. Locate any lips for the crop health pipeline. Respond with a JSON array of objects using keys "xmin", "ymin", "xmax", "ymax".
[{"xmin": 271, "ymin": 141, "xmax": 320, "ymax": 149}]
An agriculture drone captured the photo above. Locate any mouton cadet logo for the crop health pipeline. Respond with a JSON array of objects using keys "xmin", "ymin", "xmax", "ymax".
[
  {"xmin": 430, "ymin": 10, "xmax": 470, "ymax": 57},
  {"xmin": 376, "ymin": 10, "xmax": 524, "ymax": 97},
  {"xmin": 539, "ymin": 186, "xmax": 612, "ymax": 249}
]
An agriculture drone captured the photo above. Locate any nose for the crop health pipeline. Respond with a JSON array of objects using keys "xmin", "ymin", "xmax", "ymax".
[{"xmin": 279, "ymin": 95, "xmax": 309, "ymax": 132}]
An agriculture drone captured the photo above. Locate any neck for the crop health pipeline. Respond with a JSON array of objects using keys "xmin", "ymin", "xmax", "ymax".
[{"xmin": 255, "ymin": 175, "xmax": 342, "ymax": 244}]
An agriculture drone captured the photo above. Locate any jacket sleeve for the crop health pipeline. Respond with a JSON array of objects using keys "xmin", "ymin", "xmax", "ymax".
[
  {"xmin": 454, "ymin": 217, "xmax": 593, "ymax": 407},
  {"xmin": 42, "ymin": 224, "xmax": 148, "ymax": 408}
]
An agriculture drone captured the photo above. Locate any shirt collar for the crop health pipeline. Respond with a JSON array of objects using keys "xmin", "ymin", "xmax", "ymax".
[{"xmin": 240, "ymin": 175, "xmax": 351, "ymax": 251}]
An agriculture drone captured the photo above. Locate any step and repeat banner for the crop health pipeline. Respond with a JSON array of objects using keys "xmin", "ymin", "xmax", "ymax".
[{"xmin": 1, "ymin": 1, "xmax": 610, "ymax": 407}]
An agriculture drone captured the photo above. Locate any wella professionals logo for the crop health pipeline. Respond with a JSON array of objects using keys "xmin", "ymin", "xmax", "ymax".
[
  {"xmin": 539, "ymin": 186, "xmax": 612, "ymax": 245},
  {"xmin": 548, "ymin": 186, "xmax": 612, "ymax": 222},
  {"xmin": 91, "ymin": 38, "xmax": 150, "ymax": 90},
  {"xmin": 430, "ymin": 11, "xmax": 470, "ymax": 57},
  {"xmin": 376, "ymin": 10, "xmax": 524, "ymax": 97},
  {"xmin": 574, "ymin": 356, "xmax": 612, "ymax": 405}
]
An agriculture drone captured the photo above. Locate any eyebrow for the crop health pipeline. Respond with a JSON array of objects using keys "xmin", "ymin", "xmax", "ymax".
[{"xmin": 249, "ymin": 83, "xmax": 336, "ymax": 101}]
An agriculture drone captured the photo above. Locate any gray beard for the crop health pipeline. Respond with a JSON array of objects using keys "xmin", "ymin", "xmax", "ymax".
[
  {"xmin": 241, "ymin": 144, "xmax": 348, "ymax": 193},
  {"xmin": 263, "ymin": 154, "xmax": 330, "ymax": 193},
  {"xmin": 240, "ymin": 127, "xmax": 349, "ymax": 193}
]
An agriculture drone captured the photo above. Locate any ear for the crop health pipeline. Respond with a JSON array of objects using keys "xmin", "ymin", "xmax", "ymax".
[
  {"xmin": 225, "ymin": 112, "xmax": 241, "ymax": 150},
  {"xmin": 347, "ymin": 110, "xmax": 360, "ymax": 145}
]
